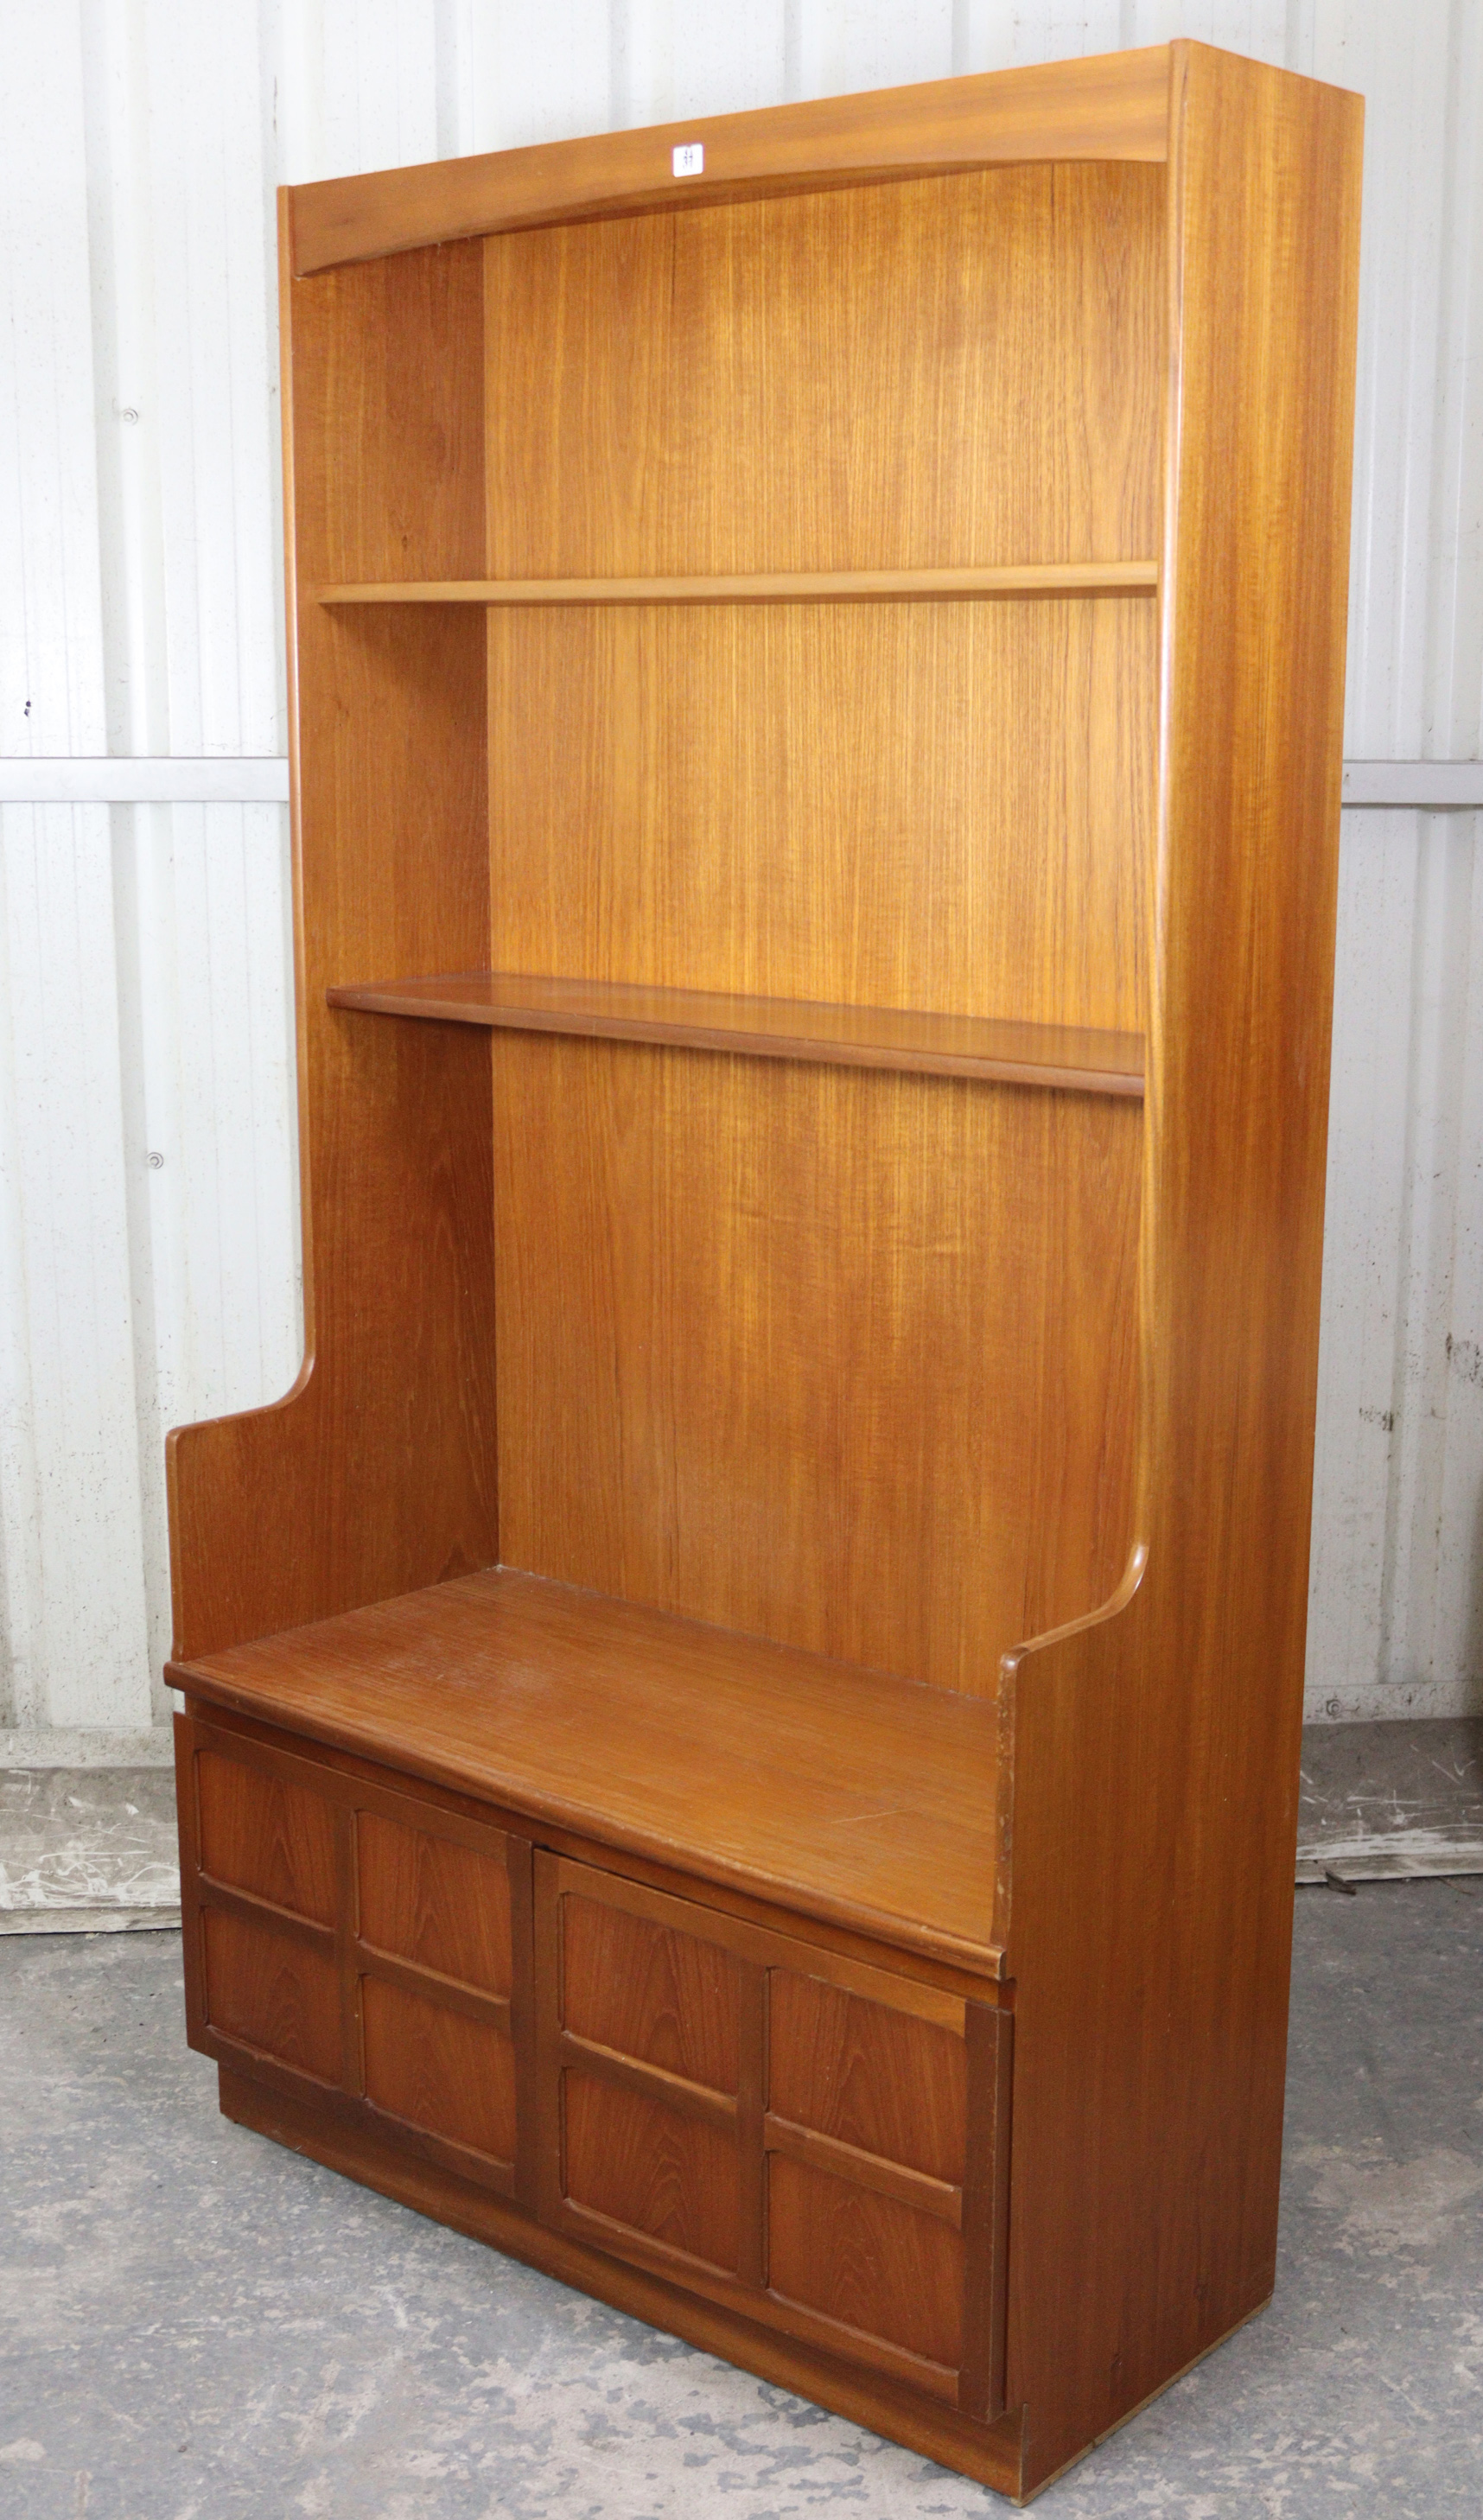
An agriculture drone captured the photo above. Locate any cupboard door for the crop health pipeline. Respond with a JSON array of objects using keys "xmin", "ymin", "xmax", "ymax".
[
  {"xmin": 536, "ymin": 1855, "xmax": 760, "ymax": 2281},
  {"xmin": 178, "ymin": 1715, "xmax": 530, "ymax": 2198},
  {"xmin": 532, "ymin": 1853, "xmax": 1011, "ymax": 2415}
]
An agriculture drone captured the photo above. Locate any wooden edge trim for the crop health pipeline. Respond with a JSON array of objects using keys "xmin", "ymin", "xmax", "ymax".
[
  {"xmin": 194, "ymin": 2019, "xmax": 343, "ymax": 2103},
  {"xmin": 507, "ymin": 1836, "xmax": 540, "ymax": 2214},
  {"xmin": 763, "ymin": 2114, "xmax": 964, "ymax": 2229},
  {"xmin": 194, "ymin": 1873, "xmax": 337, "ymax": 1954},
  {"xmin": 559, "ymin": 2031, "xmax": 740, "ymax": 2131},
  {"xmin": 313, "ymin": 563, "xmax": 1159, "ymax": 603},
  {"xmin": 335, "ymin": 1807, "xmax": 364, "ymax": 2096},
  {"xmin": 289, "ymin": 50, "xmax": 1170, "ymax": 273},
  {"xmin": 220, "ymin": 2063, "xmax": 1026, "ymax": 2493},
  {"xmin": 173, "ymin": 1714, "xmax": 207, "ymax": 2048},
  {"xmin": 531, "ymin": 1851, "xmax": 565, "ymax": 2223},
  {"xmin": 358, "ymin": 2097, "xmax": 519, "ymax": 2197},
  {"xmin": 354, "ymin": 1941, "xmax": 514, "ymax": 2032},
  {"xmin": 992, "ymin": 1543, "xmax": 1149, "ymax": 1955},
  {"xmin": 758, "ymin": 2285, "xmax": 963, "ymax": 2405},
  {"xmin": 551, "ymin": 1853, "xmax": 971, "ymax": 2026},
  {"xmin": 739, "ymin": 1965, "xmax": 769, "ymax": 2288},
  {"xmin": 958, "ymin": 2004, "xmax": 1015, "ymax": 2421}
]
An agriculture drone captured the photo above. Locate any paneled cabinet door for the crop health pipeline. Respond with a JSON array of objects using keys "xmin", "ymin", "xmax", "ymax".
[
  {"xmin": 532, "ymin": 1855, "xmax": 1011, "ymax": 2415},
  {"xmin": 179, "ymin": 1715, "xmax": 528, "ymax": 2194}
]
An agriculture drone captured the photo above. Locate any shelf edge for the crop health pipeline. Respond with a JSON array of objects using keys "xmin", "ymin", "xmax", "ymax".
[
  {"xmin": 313, "ymin": 562, "xmax": 1160, "ymax": 607},
  {"xmin": 326, "ymin": 983, "xmax": 1147, "ymax": 1099}
]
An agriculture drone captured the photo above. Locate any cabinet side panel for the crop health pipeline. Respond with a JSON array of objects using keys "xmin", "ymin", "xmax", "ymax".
[
  {"xmin": 1002, "ymin": 51, "xmax": 1363, "ymax": 2491},
  {"xmin": 168, "ymin": 232, "xmax": 497, "ymax": 1658},
  {"xmin": 494, "ymin": 1040, "xmax": 1139, "ymax": 1690}
]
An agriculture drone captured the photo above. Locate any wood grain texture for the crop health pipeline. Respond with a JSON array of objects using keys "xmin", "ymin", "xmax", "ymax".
[
  {"xmin": 327, "ymin": 976, "xmax": 1146, "ymax": 1097},
  {"xmin": 486, "ymin": 169, "xmax": 1162, "ymax": 581},
  {"xmin": 767, "ymin": 1971, "xmax": 967, "ymax": 2186},
  {"xmin": 958, "ymin": 2003, "xmax": 1014, "ymax": 2423},
  {"xmin": 357, "ymin": 1809, "xmax": 512, "ymax": 1995},
  {"xmin": 293, "ymin": 51, "xmax": 1170, "ymax": 272},
  {"xmin": 767, "ymin": 2153, "xmax": 965, "ymax": 2372},
  {"xmin": 165, "ymin": 226, "xmax": 498, "ymax": 1663},
  {"xmin": 170, "ymin": 1569, "xmax": 1002, "ymax": 1971},
  {"xmin": 175, "ymin": 1713, "xmax": 208, "ymax": 2049},
  {"xmin": 196, "ymin": 1743, "xmax": 338, "ymax": 1925},
  {"xmin": 361, "ymin": 1977, "xmax": 518, "ymax": 2164},
  {"xmin": 494, "ymin": 1040, "xmax": 1140, "ymax": 1693},
  {"xmin": 562, "ymin": 1893, "xmax": 742, "ymax": 2093},
  {"xmin": 996, "ymin": 44, "xmax": 1363, "ymax": 2494},
  {"xmin": 317, "ymin": 564, "xmax": 1159, "ymax": 602},
  {"xmin": 218, "ymin": 2064, "xmax": 1027, "ymax": 2498},
  {"xmin": 564, "ymin": 2072, "xmax": 742, "ymax": 2273},
  {"xmin": 487, "ymin": 602, "xmax": 1155, "ymax": 1031},
  {"xmin": 202, "ymin": 1907, "xmax": 342, "ymax": 2084}
]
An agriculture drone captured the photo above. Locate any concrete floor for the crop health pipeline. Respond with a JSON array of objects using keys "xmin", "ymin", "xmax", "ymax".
[{"xmin": 3, "ymin": 1882, "xmax": 1480, "ymax": 2518}]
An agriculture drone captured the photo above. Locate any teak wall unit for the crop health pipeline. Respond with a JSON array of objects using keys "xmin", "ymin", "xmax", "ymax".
[{"xmin": 166, "ymin": 44, "xmax": 1362, "ymax": 2504}]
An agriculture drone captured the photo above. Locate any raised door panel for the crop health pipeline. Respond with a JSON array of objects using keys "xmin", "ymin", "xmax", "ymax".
[
  {"xmin": 768, "ymin": 1969, "xmax": 967, "ymax": 2183},
  {"xmin": 767, "ymin": 2153, "xmax": 965, "ymax": 2372},
  {"xmin": 179, "ymin": 1715, "xmax": 532, "ymax": 2191},
  {"xmin": 357, "ymin": 1807, "xmax": 512, "ymax": 1995},
  {"xmin": 561, "ymin": 1889, "xmax": 742, "ymax": 2092},
  {"xmin": 538, "ymin": 1860, "xmax": 754, "ymax": 2277},
  {"xmin": 196, "ymin": 1743, "xmax": 337, "ymax": 1925},
  {"xmin": 361, "ymin": 1976, "xmax": 518, "ymax": 2167},
  {"xmin": 201, "ymin": 1906, "xmax": 342, "ymax": 2084},
  {"xmin": 564, "ymin": 2071, "xmax": 742, "ymax": 2273},
  {"xmin": 531, "ymin": 1853, "xmax": 1009, "ymax": 2415}
]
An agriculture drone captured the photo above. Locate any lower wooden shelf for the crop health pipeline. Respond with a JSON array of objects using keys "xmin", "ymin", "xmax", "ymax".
[{"xmin": 168, "ymin": 1568, "xmax": 1002, "ymax": 1976}]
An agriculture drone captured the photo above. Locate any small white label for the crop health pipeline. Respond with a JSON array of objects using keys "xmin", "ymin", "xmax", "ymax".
[{"xmin": 672, "ymin": 142, "xmax": 704, "ymax": 177}]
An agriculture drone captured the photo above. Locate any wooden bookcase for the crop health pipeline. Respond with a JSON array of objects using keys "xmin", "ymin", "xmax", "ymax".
[{"xmin": 166, "ymin": 43, "xmax": 1362, "ymax": 2504}]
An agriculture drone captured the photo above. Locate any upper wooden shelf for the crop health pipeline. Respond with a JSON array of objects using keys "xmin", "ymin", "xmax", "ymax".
[
  {"xmin": 289, "ymin": 47, "xmax": 1171, "ymax": 274},
  {"xmin": 315, "ymin": 562, "xmax": 1158, "ymax": 608},
  {"xmin": 169, "ymin": 1568, "xmax": 1003, "ymax": 1975},
  {"xmin": 326, "ymin": 971, "xmax": 1146, "ymax": 1098}
]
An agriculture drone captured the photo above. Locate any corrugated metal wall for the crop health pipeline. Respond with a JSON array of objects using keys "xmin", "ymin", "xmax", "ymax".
[{"xmin": 1, "ymin": 2, "xmax": 1479, "ymax": 1756}]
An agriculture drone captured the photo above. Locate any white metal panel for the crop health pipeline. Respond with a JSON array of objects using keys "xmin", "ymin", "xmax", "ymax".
[{"xmin": 0, "ymin": 0, "xmax": 1480, "ymax": 1755}]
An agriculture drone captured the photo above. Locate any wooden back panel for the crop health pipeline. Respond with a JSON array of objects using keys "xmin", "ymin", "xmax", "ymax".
[
  {"xmin": 167, "ymin": 234, "xmax": 499, "ymax": 1658},
  {"xmin": 485, "ymin": 169, "xmax": 1162, "ymax": 576},
  {"xmin": 494, "ymin": 1041, "xmax": 1140, "ymax": 1691},
  {"xmin": 487, "ymin": 167, "xmax": 1162, "ymax": 1682}
]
